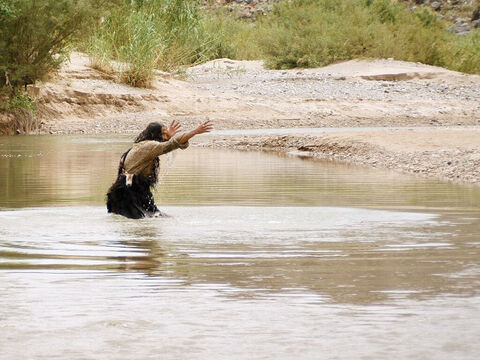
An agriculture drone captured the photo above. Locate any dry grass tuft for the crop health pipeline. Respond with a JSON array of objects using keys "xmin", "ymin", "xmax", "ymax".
[{"xmin": 0, "ymin": 109, "xmax": 40, "ymax": 135}]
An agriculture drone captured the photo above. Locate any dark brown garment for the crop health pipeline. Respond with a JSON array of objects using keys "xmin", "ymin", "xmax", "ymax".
[{"xmin": 106, "ymin": 133, "xmax": 189, "ymax": 218}]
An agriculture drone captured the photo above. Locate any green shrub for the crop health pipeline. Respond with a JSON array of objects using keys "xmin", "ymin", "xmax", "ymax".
[
  {"xmin": 443, "ymin": 31, "xmax": 480, "ymax": 74},
  {"xmin": 0, "ymin": 91, "xmax": 36, "ymax": 113},
  {"xmin": 251, "ymin": 0, "xmax": 450, "ymax": 69},
  {"xmin": 86, "ymin": 0, "xmax": 226, "ymax": 86},
  {"xmin": 0, "ymin": 0, "xmax": 101, "ymax": 92},
  {"xmin": 205, "ymin": 0, "xmax": 479, "ymax": 74},
  {"xmin": 200, "ymin": 10, "xmax": 264, "ymax": 60},
  {"xmin": 0, "ymin": 90, "xmax": 38, "ymax": 135}
]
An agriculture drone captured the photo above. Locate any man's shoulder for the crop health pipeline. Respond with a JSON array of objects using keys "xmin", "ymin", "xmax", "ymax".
[{"xmin": 131, "ymin": 140, "xmax": 158, "ymax": 151}]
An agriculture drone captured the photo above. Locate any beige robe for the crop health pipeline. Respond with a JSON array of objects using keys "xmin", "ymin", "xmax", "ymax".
[{"xmin": 123, "ymin": 132, "xmax": 189, "ymax": 178}]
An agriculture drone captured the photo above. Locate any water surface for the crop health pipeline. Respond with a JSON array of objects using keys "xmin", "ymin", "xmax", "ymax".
[{"xmin": 0, "ymin": 135, "xmax": 479, "ymax": 359}]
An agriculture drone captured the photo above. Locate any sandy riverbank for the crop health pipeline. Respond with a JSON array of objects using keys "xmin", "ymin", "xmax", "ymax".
[
  {"xmin": 11, "ymin": 53, "xmax": 480, "ymax": 186},
  {"xmin": 200, "ymin": 127, "xmax": 480, "ymax": 186}
]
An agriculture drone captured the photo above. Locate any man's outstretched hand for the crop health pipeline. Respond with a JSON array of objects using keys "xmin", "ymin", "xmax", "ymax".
[
  {"xmin": 194, "ymin": 120, "xmax": 213, "ymax": 135},
  {"xmin": 176, "ymin": 120, "xmax": 213, "ymax": 145},
  {"xmin": 165, "ymin": 120, "xmax": 182, "ymax": 139}
]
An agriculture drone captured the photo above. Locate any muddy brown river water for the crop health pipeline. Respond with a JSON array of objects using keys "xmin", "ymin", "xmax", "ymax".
[{"xmin": 0, "ymin": 135, "xmax": 479, "ymax": 359}]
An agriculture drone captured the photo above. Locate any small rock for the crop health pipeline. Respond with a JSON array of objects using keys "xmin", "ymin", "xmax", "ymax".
[
  {"xmin": 469, "ymin": 153, "xmax": 480, "ymax": 162},
  {"xmin": 451, "ymin": 20, "xmax": 472, "ymax": 35},
  {"xmin": 430, "ymin": 2, "xmax": 441, "ymax": 11},
  {"xmin": 472, "ymin": 5, "xmax": 480, "ymax": 22}
]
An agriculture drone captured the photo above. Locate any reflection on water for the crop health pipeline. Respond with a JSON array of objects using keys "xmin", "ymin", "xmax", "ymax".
[
  {"xmin": 1, "ymin": 135, "xmax": 480, "ymax": 209},
  {"xmin": 1, "ymin": 206, "xmax": 479, "ymax": 305},
  {"xmin": 0, "ymin": 135, "xmax": 479, "ymax": 359}
]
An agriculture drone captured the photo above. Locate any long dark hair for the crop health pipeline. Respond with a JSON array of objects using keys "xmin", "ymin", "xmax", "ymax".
[
  {"xmin": 134, "ymin": 122, "xmax": 165, "ymax": 143},
  {"xmin": 118, "ymin": 122, "xmax": 166, "ymax": 184}
]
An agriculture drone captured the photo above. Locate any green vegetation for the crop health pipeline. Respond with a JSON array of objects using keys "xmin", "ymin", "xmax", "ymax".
[
  {"xmin": 1, "ymin": 0, "xmax": 479, "ymax": 94},
  {"xmin": 445, "ymin": 30, "xmax": 480, "ymax": 74},
  {"xmin": 0, "ymin": 92, "xmax": 36, "ymax": 113},
  {"xmin": 209, "ymin": 0, "xmax": 480, "ymax": 73},
  {"xmin": 0, "ymin": 0, "xmax": 103, "ymax": 133},
  {"xmin": 199, "ymin": 10, "xmax": 263, "ymax": 61},
  {"xmin": 0, "ymin": 0, "xmax": 100, "ymax": 91},
  {"xmin": 0, "ymin": 91, "xmax": 38, "ymax": 134},
  {"xmin": 85, "ymin": 0, "xmax": 227, "ymax": 87},
  {"xmin": 254, "ymin": 0, "xmax": 450, "ymax": 68}
]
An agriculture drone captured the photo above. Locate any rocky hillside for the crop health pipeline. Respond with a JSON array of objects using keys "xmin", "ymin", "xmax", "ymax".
[
  {"xmin": 404, "ymin": 0, "xmax": 480, "ymax": 34},
  {"xmin": 209, "ymin": 0, "xmax": 480, "ymax": 34}
]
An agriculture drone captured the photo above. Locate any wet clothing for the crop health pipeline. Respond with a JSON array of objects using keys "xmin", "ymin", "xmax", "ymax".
[
  {"xmin": 123, "ymin": 137, "xmax": 188, "ymax": 177},
  {"xmin": 106, "ymin": 133, "xmax": 189, "ymax": 219}
]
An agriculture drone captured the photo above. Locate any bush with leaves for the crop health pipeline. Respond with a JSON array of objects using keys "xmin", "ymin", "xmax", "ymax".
[
  {"xmin": 0, "ymin": 0, "xmax": 103, "ymax": 93},
  {"xmin": 86, "ymin": 0, "xmax": 225, "ymax": 86},
  {"xmin": 214, "ymin": 0, "xmax": 479, "ymax": 74}
]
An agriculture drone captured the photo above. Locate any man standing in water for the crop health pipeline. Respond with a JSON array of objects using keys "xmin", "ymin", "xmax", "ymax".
[{"xmin": 107, "ymin": 120, "xmax": 213, "ymax": 218}]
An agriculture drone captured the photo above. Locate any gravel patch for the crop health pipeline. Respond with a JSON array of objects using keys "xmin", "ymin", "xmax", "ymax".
[{"xmin": 202, "ymin": 132, "xmax": 480, "ymax": 187}]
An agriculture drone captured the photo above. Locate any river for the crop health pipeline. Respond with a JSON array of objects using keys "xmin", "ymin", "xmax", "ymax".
[{"xmin": 1, "ymin": 135, "xmax": 479, "ymax": 359}]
